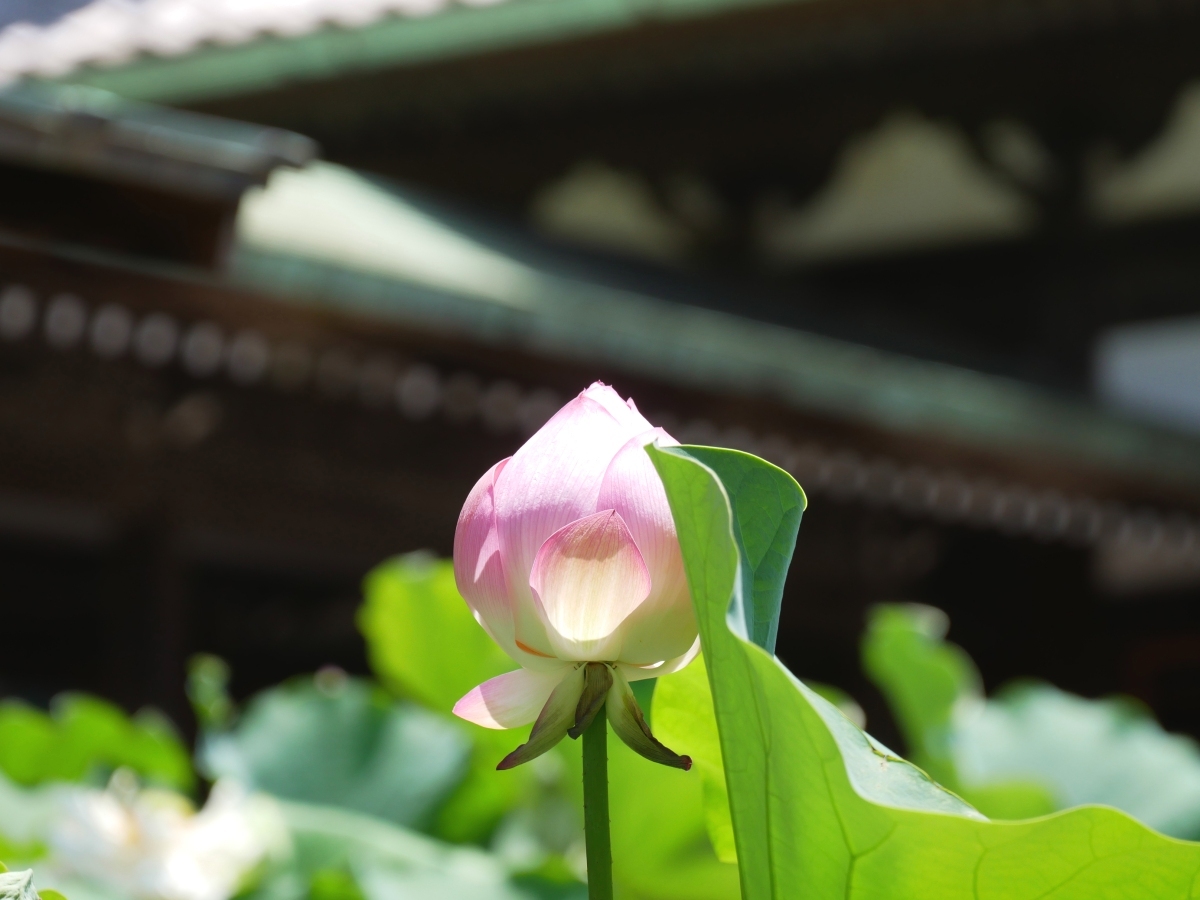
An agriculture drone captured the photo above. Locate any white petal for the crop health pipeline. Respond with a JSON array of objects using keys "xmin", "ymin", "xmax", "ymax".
[
  {"xmin": 619, "ymin": 635, "xmax": 702, "ymax": 682},
  {"xmin": 453, "ymin": 666, "xmax": 572, "ymax": 729},
  {"xmin": 529, "ymin": 510, "xmax": 650, "ymax": 660}
]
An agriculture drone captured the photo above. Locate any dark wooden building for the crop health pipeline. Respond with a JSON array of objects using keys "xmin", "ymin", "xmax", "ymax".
[{"xmin": 3, "ymin": 0, "xmax": 1200, "ymax": 751}]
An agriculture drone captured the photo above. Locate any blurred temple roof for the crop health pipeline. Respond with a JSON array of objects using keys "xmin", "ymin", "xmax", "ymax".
[
  {"xmin": 0, "ymin": 0, "xmax": 778, "ymax": 99},
  {"xmin": 230, "ymin": 161, "xmax": 1200, "ymax": 495},
  {"xmin": 7, "ymin": 0, "xmax": 1173, "ymax": 107},
  {"xmin": 0, "ymin": 79, "xmax": 316, "ymax": 198},
  {"xmin": 13, "ymin": 0, "xmax": 1200, "ymax": 411},
  {"xmin": 3, "ymin": 80, "xmax": 1200, "ymax": 726},
  {"xmin": 0, "ymin": 79, "xmax": 316, "ymax": 266}
]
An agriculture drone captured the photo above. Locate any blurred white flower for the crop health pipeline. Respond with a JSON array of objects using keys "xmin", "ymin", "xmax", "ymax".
[
  {"xmin": 0, "ymin": 869, "xmax": 40, "ymax": 900},
  {"xmin": 50, "ymin": 773, "xmax": 288, "ymax": 900}
]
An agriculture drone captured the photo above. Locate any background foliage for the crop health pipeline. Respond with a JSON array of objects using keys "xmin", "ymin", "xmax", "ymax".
[
  {"xmin": 0, "ymin": 696, "xmax": 191, "ymax": 793},
  {"xmin": 6, "ymin": 451, "xmax": 1200, "ymax": 899},
  {"xmin": 863, "ymin": 602, "xmax": 1200, "ymax": 834}
]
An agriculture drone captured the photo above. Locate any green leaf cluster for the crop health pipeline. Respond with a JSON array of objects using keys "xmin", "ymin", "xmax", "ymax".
[
  {"xmin": 174, "ymin": 557, "xmax": 579, "ymax": 900},
  {"xmin": 648, "ymin": 443, "xmax": 1200, "ymax": 900},
  {"xmin": 252, "ymin": 800, "xmax": 554, "ymax": 900},
  {"xmin": 201, "ymin": 674, "xmax": 470, "ymax": 830},
  {"xmin": 864, "ymin": 602, "xmax": 1200, "ymax": 833},
  {"xmin": 358, "ymin": 553, "xmax": 544, "ymax": 844},
  {"xmin": 0, "ymin": 694, "xmax": 192, "ymax": 792}
]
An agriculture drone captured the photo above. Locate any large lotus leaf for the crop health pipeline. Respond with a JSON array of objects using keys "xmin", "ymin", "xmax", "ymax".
[
  {"xmin": 653, "ymin": 653, "xmax": 737, "ymax": 867},
  {"xmin": 648, "ymin": 443, "xmax": 1200, "ymax": 900},
  {"xmin": 861, "ymin": 604, "xmax": 1055, "ymax": 819},
  {"xmin": 359, "ymin": 553, "xmax": 516, "ymax": 713},
  {"xmin": 688, "ymin": 448, "xmax": 805, "ymax": 656},
  {"xmin": 864, "ymin": 603, "xmax": 1200, "ymax": 833},
  {"xmin": 860, "ymin": 604, "xmax": 978, "ymax": 787},
  {"xmin": 650, "ymin": 443, "xmax": 803, "ymax": 869},
  {"xmin": 357, "ymin": 553, "xmax": 736, "ymax": 897},
  {"xmin": 958, "ymin": 683, "xmax": 1200, "ymax": 838},
  {"xmin": 0, "ymin": 695, "xmax": 192, "ymax": 792},
  {"xmin": 201, "ymin": 675, "xmax": 468, "ymax": 830},
  {"xmin": 608, "ymin": 698, "xmax": 740, "ymax": 900}
]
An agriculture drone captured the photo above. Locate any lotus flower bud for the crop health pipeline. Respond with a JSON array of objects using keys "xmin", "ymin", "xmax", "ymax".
[{"xmin": 452, "ymin": 383, "xmax": 697, "ymax": 769}]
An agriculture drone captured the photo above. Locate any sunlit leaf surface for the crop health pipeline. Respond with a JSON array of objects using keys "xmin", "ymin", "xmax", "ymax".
[
  {"xmin": 865, "ymin": 603, "xmax": 1200, "ymax": 835},
  {"xmin": 360, "ymin": 553, "xmax": 517, "ymax": 714},
  {"xmin": 609, "ymin": 712, "xmax": 740, "ymax": 900},
  {"xmin": 649, "ymin": 443, "xmax": 1200, "ymax": 900},
  {"xmin": 653, "ymin": 654, "xmax": 736, "ymax": 866}
]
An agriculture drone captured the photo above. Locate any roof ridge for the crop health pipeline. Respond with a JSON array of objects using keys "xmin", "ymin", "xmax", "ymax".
[{"xmin": 0, "ymin": 0, "xmax": 466, "ymax": 85}]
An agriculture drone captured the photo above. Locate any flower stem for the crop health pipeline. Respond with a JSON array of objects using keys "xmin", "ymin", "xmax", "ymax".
[{"xmin": 582, "ymin": 702, "xmax": 613, "ymax": 900}]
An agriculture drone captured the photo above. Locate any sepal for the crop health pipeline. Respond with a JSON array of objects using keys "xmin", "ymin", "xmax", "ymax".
[
  {"xmin": 568, "ymin": 662, "xmax": 613, "ymax": 739},
  {"xmin": 606, "ymin": 666, "xmax": 692, "ymax": 770},
  {"xmin": 497, "ymin": 665, "xmax": 585, "ymax": 770}
]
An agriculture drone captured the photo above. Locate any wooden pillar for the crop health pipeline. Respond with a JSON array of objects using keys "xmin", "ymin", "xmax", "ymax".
[{"xmin": 98, "ymin": 512, "xmax": 192, "ymax": 736}]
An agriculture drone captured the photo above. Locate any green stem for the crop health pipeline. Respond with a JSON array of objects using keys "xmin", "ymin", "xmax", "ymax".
[{"xmin": 582, "ymin": 703, "xmax": 613, "ymax": 900}]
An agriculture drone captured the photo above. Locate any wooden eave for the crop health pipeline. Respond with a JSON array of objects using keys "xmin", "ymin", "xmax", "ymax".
[{"xmin": 2, "ymin": 228, "xmax": 1199, "ymax": 549}]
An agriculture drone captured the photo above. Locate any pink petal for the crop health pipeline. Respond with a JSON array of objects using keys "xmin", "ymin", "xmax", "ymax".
[
  {"xmin": 597, "ymin": 430, "xmax": 697, "ymax": 666},
  {"xmin": 529, "ymin": 510, "xmax": 651, "ymax": 660},
  {"xmin": 452, "ymin": 666, "xmax": 572, "ymax": 730},
  {"xmin": 454, "ymin": 459, "xmax": 515, "ymax": 649},
  {"xmin": 581, "ymin": 382, "xmax": 653, "ymax": 433},
  {"xmin": 493, "ymin": 390, "xmax": 646, "ymax": 656}
]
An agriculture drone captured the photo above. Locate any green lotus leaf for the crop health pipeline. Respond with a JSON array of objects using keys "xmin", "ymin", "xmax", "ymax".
[
  {"xmin": 648, "ymin": 443, "xmax": 1200, "ymax": 900},
  {"xmin": 201, "ymin": 675, "xmax": 469, "ymax": 830},
  {"xmin": 359, "ymin": 553, "xmax": 570, "ymax": 844},
  {"xmin": 865, "ymin": 602, "xmax": 1200, "ymax": 833},
  {"xmin": 0, "ymin": 694, "xmax": 191, "ymax": 792},
  {"xmin": 245, "ymin": 800, "xmax": 553, "ymax": 900},
  {"xmin": 652, "ymin": 653, "xmax": 736, "ymax": 866}
]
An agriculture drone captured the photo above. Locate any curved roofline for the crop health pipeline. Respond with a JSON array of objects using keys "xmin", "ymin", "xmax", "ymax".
[{"xmin": 3, "ymin": 0, "xmax": 795, "ymax": 105}]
